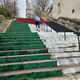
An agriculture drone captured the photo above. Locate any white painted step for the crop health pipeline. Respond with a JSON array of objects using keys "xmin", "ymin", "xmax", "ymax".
[
  {"xmin": 29, "ymin": 23, "xmax": 79, "ymax": 52},
  {"xmin": 51, "ymin": 52, "xmax": 80, "ymax": 59}
]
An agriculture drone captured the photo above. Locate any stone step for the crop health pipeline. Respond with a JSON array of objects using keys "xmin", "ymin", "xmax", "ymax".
[
  {"xmin": 0, "ymin": 65, "xmax": 80, "ymax": 79},
  {"xmin": 0, "ymin": 53, "xmax": 51, "ymax": 63},
  {"xmin": 0, "ymin": 60, "xmax": 53, "ymax": 66},
  {"xmin": 0, "ymin": 41, "xmax": 44, "ymax": 46},
  {"xmin": 0, "ymin": 38, "xmax": 42, "ymax": 42},
  {"xmin": 52, "ymin": 52, "xmax": 80, "ymax": 59},
  {"xmin": 0, "ymin": 67, "xmax": 61, "ymax": 76},
  {"xmin": 0, "ymin": 48, "xmax": 48, "ymax": 52},
  {"xmin": 0, "ymin": 68, "xmax": 63, "ymax": 80},
  {"xmin": 0, "ymin": 60, "xmax": 57, "ymax": 72},
  {"xmin": 0, "ymin": 34, "xmax": 39, "ymax": 37},
  {"xmin": 36, "ymin": 76, "xmax": 71, "ymax": 80},
  {"xmin": 0, "ymin": 36, "xmax": 40, "ymax": 39},
  {"xmin": 0, "ymin": 48, "xmax": 48, "ymax": 56},
  {"xmin": 0, "ymin": 41, "xmax": 43, "ymax": 44},
  {"xmin": 0, "ymin": 53, "xmax": 50, "ymax": 58},
  {"xmin": 0, "ymin": 44, "xmax": 46, "ymax": 51},
  {"xmin": 0, "ymin": 32, "xmax": 38, "ymax": 35}
]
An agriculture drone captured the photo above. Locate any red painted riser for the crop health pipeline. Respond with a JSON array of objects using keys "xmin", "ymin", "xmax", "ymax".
[{"xmin": 16, "ymin": 18, "xmax": 46, "ymax": 24}]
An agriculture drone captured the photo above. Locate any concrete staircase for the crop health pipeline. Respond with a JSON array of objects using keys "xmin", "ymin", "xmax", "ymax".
[
  {"xmin": 0, "ymin": 21, "xmax": 63, "ymax": 80},
  {"xmin": 0, "ymin": 20, "xmax": 80, "ymax": 80}
]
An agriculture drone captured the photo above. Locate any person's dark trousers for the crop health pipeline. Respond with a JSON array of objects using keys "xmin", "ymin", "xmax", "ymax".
[{"xmin": 35, "ymin": 21, "xmax": 40, "ymax": 28}]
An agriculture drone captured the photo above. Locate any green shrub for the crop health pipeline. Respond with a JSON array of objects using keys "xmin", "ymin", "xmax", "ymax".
[
  {"xmin": 0, "ymin": 6, "xmax": 11, "ymax": 18},
  {"xmin": 0, "ymin": 15, "xmax": 5, "ymax": 23}
]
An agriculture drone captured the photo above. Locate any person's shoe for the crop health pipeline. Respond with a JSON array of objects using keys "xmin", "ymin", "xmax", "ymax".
[
  {"xmin": 38, "ymin": 28, "xmax": 40, "ymax": 32},
  {"xmin": 36, "ymin": 27, "xmax": 38, "ymax": 31}
]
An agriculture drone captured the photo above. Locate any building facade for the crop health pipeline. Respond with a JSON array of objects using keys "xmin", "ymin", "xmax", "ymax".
[
  {"xmin": 52, "ymin": 0, "xmax": 80, "ymax": 19},
  {"xmin": 26, "ymin": 0, "xmax": 33, "ymax": 18}
]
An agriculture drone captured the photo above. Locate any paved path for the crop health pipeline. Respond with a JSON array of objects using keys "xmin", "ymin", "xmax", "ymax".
[{"xmin": 0, "ymin": 20, "xmax": 12, "ymax": 32}]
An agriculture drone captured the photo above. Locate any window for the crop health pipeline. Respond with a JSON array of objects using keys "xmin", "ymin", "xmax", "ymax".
[
  {"xmin": 58, "ymin": 2, "xmax": 60, "ymax": 7},
  {"xmin": 72, "ymin": 9, "xmax": 75, "ymax": 14},
  {"xmin": 58, "ymin": 2, "xmax": 61, "ymax": 14}
]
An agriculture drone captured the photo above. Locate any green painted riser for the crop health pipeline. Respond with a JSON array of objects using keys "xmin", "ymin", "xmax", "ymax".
[
  {"xmin": 0, "ymin": 34, "xmax": 39, "ymax": 37},
  {"xmin": 0, "ymin": 37, "xmax": 40, "ymax": 39},
  {"xmin": 0, "ymin": 61, "xmax": 57, "ymax": 72},
  {"xmin": 0, "ymin": 33, "xmax": 38, "ymax": 36},
  {"xmin": 0, "ymin": 39, "xmax": 42, "ymax": 42},
  {"xmin": 0, "ymin": 38, "xmax": 41, "ymax": 41},
  {"xmin": 0, "ymin": 49, "xmax": 48, "ymax": 56},
  {"xmin": 0, "ymin": 70, "xmax": 63, "ymax": 80},
  {"xmin": 0, "ymin": 41, "xmax": 43, "ymax": 46},
  {"xmin": 0, "ymin": 32, "xmax": 38, "ymax": 35},
  {"xmin": 0, "ymin": 44, "xmax": 45, "ymax": 49},
  {"xmin": 6, "ymin": 29, "xmax": 30, "ymax": 33},
  {"xmin": 0, "ymin": 31, "xmax": 38, "ymax": 36},
  {"xmin": 0, "ymin": 44, "xmax": 45, "ymax": 47},
  {"xmin": 6, "ymin": 21, "xmax": 31, "ymax": 33},
  {"xmin": 0, "ymin": 36, "xmax": 39, "ymax": 38},
  {"xmin": 0, "ymin": 41, "xmax": 41, "ymax": 43},
  {"xmin": 6, "ymin": 30, "xmax": 31, "ymax": 33},
  {"xmin": 0, "ymin": 54, "xmax": 51, "ymax": 63},
  {"xmin": 0, "ymin": 41, "xmax": 42, "ymax": 43},
  {"xmin": 0, "ymin": 36, "xmax": 39, "ymax": 39},
  {"xmin": 0, "ymin": 46, "xmax": 46, "ymax": 51},
  {"xmin": 0, "ymin": 32, "xmax": 38, "ymax": 34}
]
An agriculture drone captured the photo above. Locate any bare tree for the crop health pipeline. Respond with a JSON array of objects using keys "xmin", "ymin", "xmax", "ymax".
[
  {"xmin": 31, "ymin": 0, "xmax": 53, "ymax": 17},
  {"xmin": 0, "ymin": 0, "xmax": 16, "ymax": 12},
  {"xmin": 0, "ymin": 0, "xmax": 16, "ymax": 18},
  {"xmin": 4, "ymin": 0, "xmax": 16, "ymax": 12}
]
